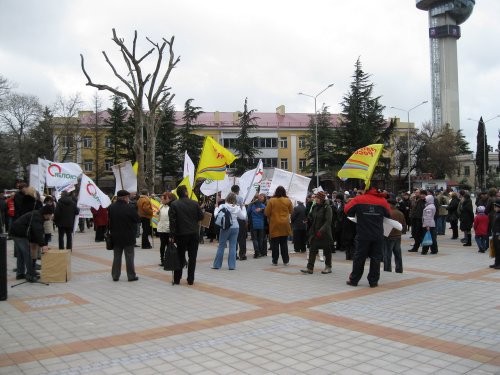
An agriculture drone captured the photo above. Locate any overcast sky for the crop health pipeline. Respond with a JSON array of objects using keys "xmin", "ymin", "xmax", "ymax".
[{"xmin": 1, "ymin": 0, "xmax": 499, "ymax": 151}]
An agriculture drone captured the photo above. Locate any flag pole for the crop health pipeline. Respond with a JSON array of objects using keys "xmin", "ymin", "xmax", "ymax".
[{"xmin": 243, "ymin": 160, "xmax": 260, "ymax": 204}]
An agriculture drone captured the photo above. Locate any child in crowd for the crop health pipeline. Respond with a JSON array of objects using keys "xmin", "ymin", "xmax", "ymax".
[{"xmin": 473, "ymin": 206, "xmax": 489, "ymax": 253}]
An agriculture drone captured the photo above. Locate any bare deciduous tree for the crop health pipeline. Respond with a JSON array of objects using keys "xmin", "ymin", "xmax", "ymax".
[
  {"xmin": 0, "ymin": 93, "xmax": 42, "ymax": 178},
  {"xmin": 80, "ymin": 28, "xmax": 180, "ymax": 191},
  {"xmin": 52, "ymin": 93, "xmax": 84, "ymax": 162}
]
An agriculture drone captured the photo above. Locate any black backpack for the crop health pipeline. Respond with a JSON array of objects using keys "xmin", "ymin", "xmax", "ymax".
[{"xmin": 215, "ymin": 206, "xmax": 233, "ymax": 230}]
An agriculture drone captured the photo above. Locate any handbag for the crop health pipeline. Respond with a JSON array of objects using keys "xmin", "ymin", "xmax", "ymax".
[
  {"xmin": 163, "ymin": 242, "xmax": 181, "ymax": 271},
  {"xmin": 104, "ymin": 227, "xmax": 113, "ymax": 250},
  {"xmin": 422, "ymin": 230, "xmax": 433, "ymax": 246}
]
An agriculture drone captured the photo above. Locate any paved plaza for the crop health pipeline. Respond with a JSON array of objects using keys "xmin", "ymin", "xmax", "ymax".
[{"xmin": 1, "ymin": 231, "xmax": 500, "ymax": 375}]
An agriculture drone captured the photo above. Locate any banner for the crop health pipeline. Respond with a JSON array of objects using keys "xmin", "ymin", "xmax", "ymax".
[
  {"xmin": 268, "ymin": 168, "xmax": 310, "ymax": 203},
  {"xmin": 78, "ymin": 205, "xmax": 93, "ymax": 219},
  {"xmin": 29, "ymin": 164, "xmax": 43, "ymax": 196},
  {"xmin": 150, "ymin": 198, "xmax": 161, "ymax": 228},
  {"xmin": 239, "ymin": 159, "xmax": 264, "ymax": 204},
  {"xmin": 77, "ymin": 174, "xmax": 111, "ymax": 210},
  {"xmin": 259, "ymin": 179, "xmax": 272, "ymax": 196},
  {"xmin": 200, "ymin": 173, "xmax": 230, "ymax": 196},
  {"xmin": 112, "ymin": 161, "xmax": 138, "ymax": 195},
  {"xmin": 183, "ymin": 152, "xmax": 195, "ymax": 187},
  {"xmin": 195, "ymin": 136, "xmax": 236, "ymax": 181},
  {"xmin": 337, "ymin": 144, "xmax": 384, "ymax": 190},
  {"xmin": 43, "ymin": 160, "xmax": 82, "ymax": 188}
]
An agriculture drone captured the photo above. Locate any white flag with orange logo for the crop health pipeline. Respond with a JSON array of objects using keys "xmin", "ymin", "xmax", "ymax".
[
  {"xmin": 43, "ymin": 159, "xmax": 82, "ymax": 187},
  {"xmin": 77, "ymin": 174, "xmax": 111, "ymax": 209}
]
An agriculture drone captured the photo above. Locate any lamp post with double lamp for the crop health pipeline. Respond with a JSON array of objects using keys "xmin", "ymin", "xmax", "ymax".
[
  {"xmin": 467, "ymin": 115, "xmax": 500, "ymax": 189},
  {"xmin": 298, "ymin": 83, "xmax": 334, "ymax": 188},
  {"xmin": 390, "ymin": 101, "xmax": 428, "ymax": 193}
]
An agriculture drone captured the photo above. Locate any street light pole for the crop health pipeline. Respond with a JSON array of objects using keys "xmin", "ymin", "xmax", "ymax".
[
  {"xmin": 467, "ymin": 115, "xmax": 500, "ymax": 189},
  {"xmin": 390, "ymin": 101, "xmax": 428, "ymax": 193},
  {"xmin": 298, "ymin": 83, "xmax": 334, "ymax": 188}
]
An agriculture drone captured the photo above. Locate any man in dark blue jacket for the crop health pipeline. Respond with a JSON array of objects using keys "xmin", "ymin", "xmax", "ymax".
[
  {"xmin": 169, "ymin": 185, "xmax": 204, "ymax": 285},
  {"xmin": 108, "ymin": 190, "xmax": 140, "ymax": 282},
  {"xmin": 344, "ymin": 187, "xmax": 391, "ymax": 288}
]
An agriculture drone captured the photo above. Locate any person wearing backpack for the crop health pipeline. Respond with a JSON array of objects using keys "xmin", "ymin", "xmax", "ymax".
[{"xmin": 211, "ymin": 192, "xmax": 247, "ymax": 270}]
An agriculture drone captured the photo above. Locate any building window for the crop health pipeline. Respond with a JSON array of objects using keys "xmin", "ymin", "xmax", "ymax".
[
  {"xmin": 299, "ymin": 136, "xmax": 307, "ymax": 149},
  {"xmin": 299, "ymin": 158, "xmax": 307, "ymax": 170},
  {"xmin": 252, "ymin": 137, "xmax": 277, "ymax": 148},
  {"xmin": 83, "ymin": 136, "xmax": 92, "ymax": 149},
  {"xmin": 83, "ymin": 160, "xmax": 93, "ymax": 172},
  {"xmin": 104, "ymin": 159, "xmax": 113, "ymax": 171},
  {"xmin": 105, "ymin": 137, "xmax": 112, "ymax": 148},
  {"xmin": 279, "ymin": 137, "xmax": 288, "ymax": 149},
  {"xmin": 61, "ymin": 136, "xmax": 73, "ymax": 149},
  {"xmin": 251, "ymin": 158, "xmax": 277, "ymax": 168},
  {"xmin": 222, "ymin": 138, "xmax": 238, "ymax": 149},
  {"xmin": 464, "ymin": 166, "xmax": 470, "ymax": 176},
  {"xmin": 280, "ymin": 158, "xmax": 288, "ymax": 170}
]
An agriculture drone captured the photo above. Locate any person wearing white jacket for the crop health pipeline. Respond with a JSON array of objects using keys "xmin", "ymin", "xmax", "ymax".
[
  {"xmin": 212, "ymin": 192, "xmax": 247, "ymax": 270},
  {"xmin": 157, "ymin": 192, "xmax": 175, "ymax": 267}
]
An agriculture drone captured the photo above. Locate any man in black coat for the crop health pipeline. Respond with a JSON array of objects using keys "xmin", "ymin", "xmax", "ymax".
[
  {"xmin": 54, "ymin": 191, "xmax": 79, "ymax": 250},
  {"xmin": 10, "ymin": 193, "xmax": 50, "ymax": 282},
  {"xmin": 169, "ymin": 185, "xmax": 204, "ymax": 285},
  {"xmin": 408, "ymin": 190, "xmax": 427, "ymax": 252},
  {"xmin": 108, "ymin": 190, "xmax": 140, "ymax": 281},
  {"xmin": 291, "ymin": 201, "xmax": 307, "ymax": 253}
]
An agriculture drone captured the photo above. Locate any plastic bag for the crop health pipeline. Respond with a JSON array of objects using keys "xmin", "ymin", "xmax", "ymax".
[{"xmin": 422, "ymin": 230, "xmax": 433, "ymax": 247}]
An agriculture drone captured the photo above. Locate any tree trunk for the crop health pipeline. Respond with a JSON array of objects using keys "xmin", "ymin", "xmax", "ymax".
[
  {"xmin": 145, "ymin": 115, "xmax": 157, "ymax": 193},
  {"xmin": 134, "ymin": 109, "xmax": 146, "ymax": 191}
]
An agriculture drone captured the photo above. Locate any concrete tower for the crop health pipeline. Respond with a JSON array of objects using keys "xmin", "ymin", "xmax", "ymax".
[{"xmin": 416, "ymin": 0, "xmax": 475, "ymax": 131}]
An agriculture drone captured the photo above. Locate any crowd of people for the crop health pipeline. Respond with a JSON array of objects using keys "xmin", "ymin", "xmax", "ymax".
[{"xmin": 1, "ymin": 181, "xmax": 499, "ymax": 287}]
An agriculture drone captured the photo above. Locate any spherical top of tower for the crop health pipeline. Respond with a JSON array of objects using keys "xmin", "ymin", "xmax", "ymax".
[{"xmin": 416, "ymin": 0, "xmax": 475, "ymax": 25}]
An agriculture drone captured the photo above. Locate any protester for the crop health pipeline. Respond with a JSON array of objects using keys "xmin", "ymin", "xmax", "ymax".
[
  {"xmin": 300, "ymin": 191, "xmax": 333, "ymax": 274},
  {"xmin": 422, "ymin": 195, "xmax": 438, "ymax": 254},
  {"xmin": 91, "ymin": 206, "xmax": 108, "ymax": 242},
  {"xmin": 231, "ymin": 185, "xmax": 248, "ymax": 261},
  {"xmin": 345, "ymin": 187, "xmax": 391, "ymax": 287},
  {"xmin": 447, "ymin": 192, "xmax": 460, "ymax": 239},
  {"xmin": 332, "ymin": 193, "xmax": 345, "ymax": 251},
  {"xmin": 129, "ymin": 192, "xmax": 140, "ymax": 247},
  {"xmin": 384, "ymin": 198, "xmax": 406, "ymax": 272},
  {"xmin": 408, "ymin": 190, "xmax": 427, "ymax": 252},
  {"xmin": 436, "ymin": 191, "xmax": 449, "ymax": 235},
  {"xmin": 157, "ymin": 192, "xmax": 175, "ymax": 267},
  {"xmin": 291, "ymin": 200, "xmax": 307, "ymax": 253},
  {"xmin": 399, "ymin": 192, "xmax": 411, "ymax": 232},
  {"xmin": 264, "ymin": 185, "xmax": 293, "ymax": 266},
  {"xmin": 489, "ymin": 199, "xmax": 500, "ymax": 269},
  {"xmin": 485, "ymin": 188, "xmax": 498, "ymax": 236},
  {"xmin": 137, "ymin": 190, "xmax": 153, "ymax": 249},
  {"xmin": 6, "ymin": 193, "xmax": 15, "ymax": 234},
  {"xmin": 473, "ymin": 206, "xmax": 489, "ymax": 253},
  {"xmin": 247, "ymin": 193, "xmax": 267, "ymax": 258},
  {"xmin": 459, "ymin": 192, "xmax": 474, "ymax": 247},
  {"xmin": 0, "ymin": 192, "xmax": 6, "ymax": 233},
  {"xmin": 41, "ymin": 202, "xmax": 54, "ymax": 247},
  {"xmin": 341, "ymin": 199, "xmax": 357, "ymax": 261},
  {"xmin": 9, "ymin": 187, "xmax": 49, "ymax": 282},
  {"xmin": 54, "ymin": 191, "xmax": 79, "ymax": 250},
  {"xmin": 212, "ymin": 192, "xmax": 247, "ymax": 270},
  {"xmin": 108, "ymin": 190, "xmax": 140, "ymax": 282},
  {"xmin": 169, "ymin": 185, "xmax": 204, "ymax": 285}
]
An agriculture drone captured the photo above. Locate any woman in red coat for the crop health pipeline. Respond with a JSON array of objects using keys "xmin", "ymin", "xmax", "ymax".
[{"xmin": 91, "ymin": 206, "xmax": 108, "ymax": 242}]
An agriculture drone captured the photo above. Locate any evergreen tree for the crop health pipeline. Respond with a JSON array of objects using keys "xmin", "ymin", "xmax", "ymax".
[
  {"xmin": 333, "ymin": 58, "xmax": 393, "ymax": 172},
  {"xmin": 233, "ymin": 97, "xmax": 260, "ymax": 175},
  {"xmin": 456, "ymin": 128, "xmax": 473, "ymax": 155},
  {"xmin": 303, "ymin": 106, "xmax": 336, "ymax": 177},
  {"xmin": 177, "ymin": 98, "xmax": 203, "ymax": 166},
  {"xmin": 26, "ymin": 107, "xmax": 56, "ymax": 161},
  {"xmin": 105, "ymin": 95, "xmax": 128, "ymax": 164},
  {"xmin": 156, "ymin": 103, "xmax": 180, "ymax": 183},
  {"xmin": 475, "ymin": 117, "xmax": 489, "ymax": 189}
]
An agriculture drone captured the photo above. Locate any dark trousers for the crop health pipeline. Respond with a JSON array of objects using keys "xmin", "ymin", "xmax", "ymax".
[
  {"xmin": 450, "ymin": 219, "xmax": 458, "ymax": 239},
  {"xmin": 58, "ymin": 226, "xmax": 73, "ymax": 250},
  {"xmin": 141, "ymin": 218, "xmax": 152, "ymax": 247},
  {"xmin": 383, "ymin": 238, "xmax": 403, "ymax": 273},
  {"xmin": 270, "ymin": 236, "xmax": 289, "ymax": 265},
  {"xmin": 237, "ymin": 219, "xmax": 247, "ymax": 258},
  {"xmin": 159, "ymin": 232, "xmax": 170, "ymax": 264},
  {"xmin": 422, "ymin": 227, "xmax": 438, "ymax": 254},
  {"xmin": 95, "ymin": 226, "xmax": 106, "ymax": 241},
  {"xmin": 251, "ymin": 229, "xmax": 266, "ymax": 256},
  {"xmin": 174, "ymin": 234, "xmax": 199, "ymax": 284},
  {"xmin": 334, "ymin": 230, "xmax": 343, "ymax": 250},
  {"xmin": 411, "ymin": 217, "xmax": 421, "ymax": 239},
  {"xmin": 307, "ymin": 242, "xmax": 332, "ymax": 270},
  {"xmin": 410, "ymin": 222, "xmax": 423, "ymax": 251},
  {"xmin": 111, "ymin": 245, "xmax": 136, "ymax": 280},
  {"xmin": 293, "ymin": 229, "xmax": 307, "ymax": 252},
  {"xmin": 349, "ymin": 238, "xmax": 382, "ymax": 285},
  {"xmin": 13, "ymin": 237, "xmax": 35, "ymax": 279},
  {"xmin": 493, "ymin": 235, "xmax": 500, "ymax": 266}
]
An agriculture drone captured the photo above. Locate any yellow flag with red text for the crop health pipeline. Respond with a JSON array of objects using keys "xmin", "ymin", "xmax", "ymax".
[
  {"xmin": 172, "ymin": 176, "xmax": 198, "ymax": 202},
  {"xmin": 337, "ymin": 144, "xmax": 384, "ymax": 190},
  {"xmin": 195, "ymin": 136, "xmax": 236, "ymax": 181}
]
